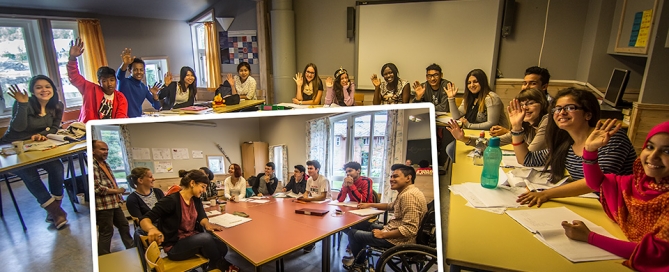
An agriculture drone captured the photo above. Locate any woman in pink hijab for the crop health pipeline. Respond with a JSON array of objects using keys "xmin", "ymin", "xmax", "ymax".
[{"xmin": 562, "ymin": 119, "xmax": 669, "ymax": 271}]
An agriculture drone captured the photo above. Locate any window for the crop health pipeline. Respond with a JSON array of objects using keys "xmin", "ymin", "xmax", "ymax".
[
  {"xmin": 51, "ymin": 20, "xmax": 85, "ymax": 108},
  {"xmin": 207, "ymin": 156, "xmax": 226, "ymax": 174},
  {"xmin": 335, "ymin": 137, "xmax": 341, "ymax": 146},
  {"xmin": 190, "ymin": 12, "xmax": 212, "ymax": 87},
  {"xmin": 329, "ymin": 112, "xmax": 388, "ymax": 192},
  {"xmin": 272, "ymin": 145, "xmax": 283, "ymax": 182},
  {"xmin": 92, "ymin": 125, "xmax": 130, "ymax": 189},
  {"xmin": 142, "ymin": 57, "xmax": 169, "ymax": 88}
]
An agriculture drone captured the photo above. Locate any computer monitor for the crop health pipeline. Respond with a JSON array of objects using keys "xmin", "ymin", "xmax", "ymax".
[{"xmin": 603, "ymin": 68, "xmax": 630, "ymax": 108}]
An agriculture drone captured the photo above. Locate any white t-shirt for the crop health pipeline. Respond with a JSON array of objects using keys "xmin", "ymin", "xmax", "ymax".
[
  {"xmin": 175, "ymin": 85, "xmax": 190, "ymax": 104},
  {"xmin": 306, "ymin": 174, "xmax": 329, "ymax": 198},
  {"xmin": 224, "ymin": 176, "xmax": 247, "ymax": 200}
]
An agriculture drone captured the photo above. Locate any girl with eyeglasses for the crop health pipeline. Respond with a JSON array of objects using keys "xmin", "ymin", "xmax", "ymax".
[
  {"xmin": 517, "ymin": 88, "xmax": 636, "ymax": 207},
  {"xmin": 292, "ymin": 63, "xmax": 323, "ymax": 105},
  {"xmin": 445, "ymin": 88, "xmax": 549, "ymax": 160},
  {"xmin": 561, "ymin": 120, "xmax": 669, "ymax": 271}
]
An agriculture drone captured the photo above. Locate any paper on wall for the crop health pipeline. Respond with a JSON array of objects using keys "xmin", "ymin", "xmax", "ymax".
[
  {"xmin": 171, "ymin": 148, "xmax": 189, "ymax": 160},
  {"xmin": 152, "ymin": 148, "xmax": 171, "ymax": 160}
]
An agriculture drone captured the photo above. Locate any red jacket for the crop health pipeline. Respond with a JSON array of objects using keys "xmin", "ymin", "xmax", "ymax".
[
  {"xmin": 337, "ymin": 175, "xmax": 374, "ymax": 203},
  {"xmin": 67, "ymin": 60, "xmax": 128, "ymax": 123}
]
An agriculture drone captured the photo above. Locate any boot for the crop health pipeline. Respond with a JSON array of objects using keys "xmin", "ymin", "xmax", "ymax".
[
  {"xmin": 44, "ymin": 200, "xmax": 68, "ymax": 229},
  {"xmin": 45, "ymin": 199, "xmax": 67, "ymax": 223}
]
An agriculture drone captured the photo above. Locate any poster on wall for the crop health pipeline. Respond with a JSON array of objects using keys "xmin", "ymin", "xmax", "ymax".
[
  {"xmin": 152, "ymin": 148, "xmax": 171, "ymax": 160},
  {"xmin": 154, "ymin": 161, "xmax": 174, "ymax": 173},
  {"xmin": 171, "ymin": 148, "xmax": 189, "ymax": 160},
  {"xmin": 220, "ymin": 30, "xmax": 258, "ymax": 65},
  {"xmin": 134, "ymin": 161, "xmax": 155, "ymax": 172},
  {"xmin": 131, "ymin": 147, "xmax": 151, "ymax": 160},
  {"xmin": 192, "ymin": 150, "xmax": 204, "ymax": 159}
]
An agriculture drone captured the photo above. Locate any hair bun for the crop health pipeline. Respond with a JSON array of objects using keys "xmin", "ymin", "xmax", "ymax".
[{"xmin": 178, "ymin": 170, "xmax": 188, "ymax": 178}]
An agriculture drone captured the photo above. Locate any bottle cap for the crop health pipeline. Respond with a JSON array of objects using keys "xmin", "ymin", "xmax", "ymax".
[
  {"xmin": 479, "ymin": 131, "xmax": 485, "ymax": 137},
  {"xmin": 488, "ymin": 137, "xmax": 500, "ymax": 147}
]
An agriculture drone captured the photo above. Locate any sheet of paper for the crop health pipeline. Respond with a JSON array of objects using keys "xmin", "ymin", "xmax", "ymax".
[
  {"xmin": 310, "ymin": 199, "xmax": 330, "ymax": 204},
  {"xmin": 171, "ymin": 148, "xmax": 189, "ymax": 160},
  {"xmin": 461, "ymin": 182, "xmax": 521, "ymax": 208},
  {"xmin": 208, "ymin": 213, "xmax": 252, "ymax": 228},
  {"xmin": 132, "ymin": 147, "xmax": 151, "ymax": 160},
  {"xmin": 249, "ymin": 199, "xmax": 270, "ymax": 203},
  {"xmin": 273, "ymin": 193, "xmax": 287, "ymax": 198},
  {"xmin": 23, "ymin": 139, "xmax": 67, "ymax": 151},
  {"xmin": 152, "ymin": 148, "xmax": 171, "ymax": 160},
  {"xmin": 286, "ymin": 191, "xmax": 302, "ymax": 198},
  {"xmin": 133, "ymin": 161, "xmax": 155, "ymax": 173},
  {"xmin": 328, "ymin": 201, "xmax": 359, "ymax": 208},
  {"xmin": 464, "ymin": 202, "xmax": 506, "ymax": 214},
  {"xmin": 348, "ymin": 208, "xmax": 385, "ymax": 216},
  {"xmin": 206, "ymin": 210, "xmax": 221, "ymax": 216},
  {"xmin": 192, "ymin": 150, "xmax": 204, "ymax": 159},
  {"xmin": 154, "ymin": 161, "xmax": 173, "ymax": 173}
]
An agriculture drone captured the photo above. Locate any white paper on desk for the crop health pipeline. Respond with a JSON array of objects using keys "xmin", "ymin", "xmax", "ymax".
[
  {"xmin": 208, "ymin": 213, "xmax": 252, "ymax": 228},
  {"xmin": 310, "ymin": 199, "xmax": 330, "ymax": 204},
  {"xmin": 461, "ymin": 182, "xmax": 521, "ymax": 208},
  {"xmin": 348, "ymin": 208, "xmax": 385, "ymax": 216},
  {"xmin": 23, "ymin": 139, "xmax": 67, "ymax": 151},
  {"xmin": 202, "ymin": 204, "xmax": 211, "ymax": 208},
  {"xmin": 329, "ymin": 201, "xmax": 359, "ymax": 208},
  {"xmin": 249, "ymin": 199, "xmax": 270, "ymax": 203},
  {"xmin": 206, "ymin": 210, "xmax": 221, "ymax": 216},
  {"xmin": 505, "ymin": 207, "xmax": 621, "ymax": 262},
  {"xmin": 464, "ymin": 202, "xmax": 506, "ymax": 214},
  {"xmin": 276, "ymin": 102, "xmax": 309, "ymax": 109}
]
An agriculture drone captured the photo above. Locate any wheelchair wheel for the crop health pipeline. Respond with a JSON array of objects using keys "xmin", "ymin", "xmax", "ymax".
[{"xmin": 374, "ymin": 244, "xmax": 438, "ymax": 272}]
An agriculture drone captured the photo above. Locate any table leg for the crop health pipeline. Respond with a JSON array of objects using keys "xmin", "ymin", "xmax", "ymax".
[
  {"xmin": 321, "ymin": 236, "xmax": 331, "ymax": 272},
  {"xmin": 66, "ymin": 156, "xmax": 79, "ymax": 213},
  {"xmin": 4, "ymin": 174, "xmax": 26, "ymax": 231},
  {"xmin": 77, "ymin": 152, "xmax": 89, "ymax": 202},
  {"xmin": 255, "ymin": 265, "xmax": 262, "ymax": 272}
]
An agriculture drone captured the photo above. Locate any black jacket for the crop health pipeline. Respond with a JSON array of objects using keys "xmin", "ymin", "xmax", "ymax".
[
  {"xmin": 158, "ymin": 82, "xmax": 197, "ymax": 110},
  {"xmin": 126, "ymin": 188, "xmax": 165, "ymax": 219},
  {"xmin": 252, "ymin": 173, "xmax": 278, "ymax": 195},
  {"xmin": 141, "ymin": 193, "xmax": 207, "ymax": 248},
  {"xmin": 283, "ymin": 176, "xmax": 307, "ymax": 194}
]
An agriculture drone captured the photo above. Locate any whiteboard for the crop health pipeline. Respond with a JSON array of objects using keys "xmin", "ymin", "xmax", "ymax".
[{"xmin": 355, "ymin": 0, "xmax": 503, "ymax": 90}]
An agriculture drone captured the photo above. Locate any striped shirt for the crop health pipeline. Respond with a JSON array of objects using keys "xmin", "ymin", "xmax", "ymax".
[
  {"xmin": 384, "ymin": 185, "xmax": 427, "ymax": 246},
  {"xmin": 94, "ymin": 159, "xmax": 123, "ymax": 211},
  {"xmin": 523, "ymin": 129, "xmax": 636, "ymax": 179}
]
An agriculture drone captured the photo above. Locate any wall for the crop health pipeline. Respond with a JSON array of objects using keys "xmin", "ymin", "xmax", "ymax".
[
  {"xmin": 126, "ymin": 117, "xmax": 261, "ymax": 179},
  {"xmin": 258, "ymin": 112, "xmax": 330, "ymax": 168},
  {"xmin": 212, "ymin": 0, "xmax": 260, "ymax": 74},
  {"xmin": 639, "ymin": 0, "xmax": 669, "ymax": 104}
]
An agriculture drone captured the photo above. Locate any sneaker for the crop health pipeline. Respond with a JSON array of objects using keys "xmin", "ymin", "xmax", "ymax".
[
  {"xmin": 347, "ymin": 262, "xmax": 366, "ymax": 272},
  {"xmin": 342, "ymin": 255, "xmax": 355, "ymax": 267},
  {"xmin": 303, "ymin": 243, "xmax": 315, "ymax": 253}
]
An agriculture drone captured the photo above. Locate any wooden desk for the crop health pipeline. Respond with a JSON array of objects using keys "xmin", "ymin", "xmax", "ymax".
[
  {"xmin": 211, "ymin": 198, "xmax": 372, "ymax": 272},
  {"xmin": 98, "ymin": 248, "xmax": 143, "ymax": 272},
  {"xmin": 213, "ymin": 99, "xmax": 265, "ymax": 113},
  {"xmin": 0, "ymin": 142, "xmax": 87, "ymax": 230},
  {"xmin": 446, "ymin": 138, "xmax": 631, "ymax": 271}
]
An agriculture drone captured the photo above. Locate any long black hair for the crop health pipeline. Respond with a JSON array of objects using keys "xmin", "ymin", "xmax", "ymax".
[
  {"xmin": 178, "ymin": 66, "xmax": 197, "ymax": 95},
  {"xmin": 462, "ymin": 69, "xmax": 492, "ymax": 114},
  {"xmin": 28, "ymin": 75, "xmax": 63, "ymax": 117},
  {"xmin": 544, "ymin": 88, "xmax": 600, "ymax": 182},
  {"xmin": 381, "ymin": 63, "xmax": 400, "ymax": 88},
  {"xmin": 333, "ymin": 68, "xmax": 349, "ymax": 105}
]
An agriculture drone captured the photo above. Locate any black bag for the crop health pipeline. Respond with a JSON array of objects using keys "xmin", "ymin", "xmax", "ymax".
[
  {"xmin": 225, "ymin": 94, "xmax": 240, "ymax": 105},
  {"xmin": 64, "ymin": 175, "xmax": 88, "ymax": 204},
  {"xmin": 215, "ymin": 81, "xmax": 233, "ymax": 97}
]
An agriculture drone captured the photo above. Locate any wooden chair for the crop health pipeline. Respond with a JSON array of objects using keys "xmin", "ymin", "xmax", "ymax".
[
  {"xmin": 142, "ymin": 237, "xmax": 209, "ymax": 272},
  {"xmin": 354, "ymin": 93, "xmax": 365, "ymax": 106}
]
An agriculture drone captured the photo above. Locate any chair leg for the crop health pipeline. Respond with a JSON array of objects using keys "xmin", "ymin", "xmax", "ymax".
[
  {"xmin": 4, "ymin": 174, "xmax": 26, "ymax": 231},
  {"xmin": 78, "ymin": 152, "xmax": 89, "ymax": 202},
  {"xmin": 66, "ymin": 156, "xmax": 78, "ymax": 213},
  {"xmin": 0, "ymin": 182, "xmax": 3, "ymax": 217},
  {"xmin": 337, "ymin": 230, "xmax": 343, "ymax": 250}
]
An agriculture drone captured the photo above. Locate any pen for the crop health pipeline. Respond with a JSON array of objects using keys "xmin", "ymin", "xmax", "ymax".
[{"xmin": 500, "ymin": 165, "xmax": 516, "ymax": 169}]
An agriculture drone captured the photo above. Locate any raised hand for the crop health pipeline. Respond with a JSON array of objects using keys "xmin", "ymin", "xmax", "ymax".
[
  {"xmin": 561, "ymin": 220, "xmax": 591, "ymax": 242},
  {"xmin": 69, "ymin": 38, "xmax": 84, "ymax": 59},
  {"xmin": 507, "ymin": 99, "xmax": 526, "ymax": 130},
  {"xmin": 412, "ymin": 81, "xmax": 425, "ymax": 100},
  {"xmin": 585, "ymin": 119, "xmax": 621, "ymax": 152},
  {"xmin": 325, "ymin": 76, "xmax": 334, "ymax": 88},
  {"xmin": 7, "ymin": 84, "xmax": 29, "ymax": 103},
  {"xmin": 226, "ymin": 73, "xmax": 235, "ymax": 86},
  {"xmin": 444, "ymin": 119, "xmax": 465, "ymax": 141},
  {"xmin": 149, "ymin": 82, "xmax": 162, "ymax": 95},
  {"xmin": 445, "ymin": 82, "xmax": 458, "ymax": 98},
  {"xmin": 120, "ymin": 48, "xmax": 134, "ymax": 66},
  {"xmin": 163, "ymin": 72, "xmax": 173, "ymax": 86},
  {"xmin": 370, "ymin": 74, "xmax": 381, "ymax": 87},
  {"xmin": 293, "ymin": 72, "xmax": 303, "ymax": 86}
]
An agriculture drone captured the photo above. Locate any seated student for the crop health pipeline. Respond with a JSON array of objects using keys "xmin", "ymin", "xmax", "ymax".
[
  {"xmin": 343, "ymin": 164, "xmax": 427, "ymax": 270},
  {"xmin": 0, "ymin": 76, "xmax": 68, "ymax": 229},
  {"xmin": 445, "ymin": 88, "xmax": 549, "ymax": 165},
  {"xmin": 282, "ymin": 165, "xmax": 308, "ymax": 194},
  {"xmin": 372, "ymin": 63, "xmax": 410, "ymax": 105},
  {"xmin": 561, "ymin": 120, "xmax": 669, "ymax": 271},
  {"xmin": 336, "ymin": 161, "xmax": 374, "ymax": 203},
  {"xmin": 410, "ymin": 63, "xmax": 451, "ymax": 112},
  {"xmin": 140, "ymin": 170, "xmax": 235, "ymax": 271},
  {"xmin": 224, "ymin": 163, "xmax": 247, "ymax": 201},
  {"xmin": 416, "ymin": 160, "xmax": 433, "ymax": 175},
  {"xmin": 490, "ymin": 66, "xmax": 553, "ymax": 136},
  {"xmin": 324, "ymin": 67, "xmax": 355, "ymax": 106},
  {"xmin": 253, "ymin": 162, "xmax": 278, "ymax": 196},
  {"xmin": 117, "ymin": 48, "xmax": 161, "ymax": 117},
  {"xmin": 199, "ymin": 167, "xmax": 218, "ymax": 201},
  {"xmin": 292, "ymin": 63, "xmax": 323, "ymax": 105},
  {"xmin": 516, "ymin": 88, "xmax": 637, "ymax": 207},
  {"xmin": 446, "ymin": 69, "xmax": 509, "ymax": 130},
  {"xmin": 301, "ymin": 160, "xmax": 330, "ymax": 253},
  {"xmin": 157, "ymin": 66, "xmax": 197, "ymax": 110},
  {"xmin": 226, "ymin": 62, "xmax": 257, "ymax": 100},
  {"xmin": 126, "ymin": 167, "xmax": 164, "ymax": 220},
  {"xmin": 67, "ymin": 38, "xmax": 128, "ymax": 122}
]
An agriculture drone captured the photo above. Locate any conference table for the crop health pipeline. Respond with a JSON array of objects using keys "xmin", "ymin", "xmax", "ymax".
[
  {"xmin": 210, "ymin": 197, "xmax": 373, "ymax": 272},
  {"xmin": 0, "ymin": 141, "xmax": 88, "ymax": 231},
  {"xmin": 143, "ymin": 99, "xmax": 265, "ymax": 116},
  {"xmin": 446, "ymin": 130, "xmax": 632, "ymax": 271}
]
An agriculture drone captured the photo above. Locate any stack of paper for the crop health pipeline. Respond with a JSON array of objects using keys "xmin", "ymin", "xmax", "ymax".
[
  {"xmin": 450, "ymin": 182, "xmax": 525, "ymax": 214},
  {"xmin": 348, "ymin": 208, "xmax": 385, "ymax": 216},
  {"xmin": 208, "ymin": 213, "xmax": 252, "ymax": 228},
  {"xmin": 505, "ymin": 207, "xmax": 622, "ymax": 262},
  {"xmin": 328, "ymin": 201, "xmax": 359, "ymax": 208},
  {"xmin": 23, "ymin": 139, "xmax": 68, "ymax": 151},
  {"xmin": 273, "ymin": 191, "xmax": 303, "ymax": 198},
  {"xmin": 249, "ymin": 199, "xmax": 270, "ymax": 204}
]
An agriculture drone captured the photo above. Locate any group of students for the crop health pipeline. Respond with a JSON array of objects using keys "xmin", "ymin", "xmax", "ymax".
[{"xmin": 438, "ymin": 65, "xmax": 668, "ymax": 270}]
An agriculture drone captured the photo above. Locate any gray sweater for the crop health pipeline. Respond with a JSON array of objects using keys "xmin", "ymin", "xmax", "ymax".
[
  {"xmin": 410, "ymin": 79, "xmax": 451, "ymax": 112},
  {"xmin": 0, "ymin": 101, "xmax": 62, "ymax": 144},
  {"xmin": 448, "ymin": 92, "xmax": 509, "ymax": 130}
]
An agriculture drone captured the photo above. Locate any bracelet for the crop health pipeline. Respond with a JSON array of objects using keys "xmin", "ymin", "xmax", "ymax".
[
  {"xmin": 512, "ymin": 140, "xmax": 525, "ymax": 146},
  {"xmin": 464, "ymin": 137, "xmax": 473, "ymax": 145},
  {"xmin": 299, "ymin": 100, "xmax": 303, "ymax": 105},
  {"xmin": 582, "ymin": 158, "xmax": 598, "ymax": 165},
  {"xmin": 510, "ymin": 127, "xmax": 525, "ymax": 136}
]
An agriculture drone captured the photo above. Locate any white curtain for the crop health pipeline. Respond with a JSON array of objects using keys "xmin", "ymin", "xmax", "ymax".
[
  {"xmin": 306, "ymin": 117, "xmax": 330, "ymax": 178},
  {"xmin": 269, "ymin": 145, "xmax": 288, "ymax": 185},
  {"xmin": 382, "ymin": 110, "xmax": 405, "ymax": 203}
]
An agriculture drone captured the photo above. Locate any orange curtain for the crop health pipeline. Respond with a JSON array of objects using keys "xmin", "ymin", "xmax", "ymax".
[
  {"xmin": 204, "ymin": 21, "xmax": 221, "ymax": 89},
  {"xmin": 77, "ymin": 19, "xmax": 108, "ymax": 81}
]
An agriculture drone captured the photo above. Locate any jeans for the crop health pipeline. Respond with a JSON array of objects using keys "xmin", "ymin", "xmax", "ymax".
[
  {"xmin": 345, "ymin": 223, "xmax": 395, "ymax": 264},
  {"xmin": 97, "ymin": 207, "xmax": 134, "ymax": 255},
  {"xmin": 166, "ymin": 232, "xmax": 229, "ymax": 270},
  {"xmin": 12, "ymin": 160, "xmax": 64, "ymax": 206},
  {"xmin": 446, "ymin": 141, "xmax": 456, "ymax": 162}
]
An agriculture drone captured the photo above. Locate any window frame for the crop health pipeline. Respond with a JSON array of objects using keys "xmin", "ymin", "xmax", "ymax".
[
  {"xmin": 190, "ymin": 11, "xmax": 213, "ymax": 88},
  {"xmin": 50, "ymin": 19, "xmax": 85, "ymax": 109},
  {"xmin": 206, "ymin": 155, "xmax": 227, "ymax": 175}
]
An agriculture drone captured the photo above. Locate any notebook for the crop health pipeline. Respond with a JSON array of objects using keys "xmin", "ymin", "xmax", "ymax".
[
  {"xmin": 295, "ymin": 208, "xmax": 329, "ymax": 216},
  {"xmin": 208, "ymin": 213, "xmax": 252, "ymax": 228}
]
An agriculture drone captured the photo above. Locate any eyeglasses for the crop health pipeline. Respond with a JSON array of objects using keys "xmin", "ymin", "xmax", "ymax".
[
  {"xmin": 520, "ymin": 101, "xmax": 538, "ymax": 107},
  {"xmin": 426, "ymin": 73, "xmax": 440, "ymax": 79},
  {"xmin": 551, "ymin": 104, "xmax": 582, "ymax": 114},
  {"xmin": 305, "ymin": 71, "xmax": 315, "ymax": 75}
]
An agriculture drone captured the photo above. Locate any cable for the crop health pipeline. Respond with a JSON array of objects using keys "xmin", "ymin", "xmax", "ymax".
[{"xmin": 538, "ymin": 0, "xmax": 551, "ymax": 66}]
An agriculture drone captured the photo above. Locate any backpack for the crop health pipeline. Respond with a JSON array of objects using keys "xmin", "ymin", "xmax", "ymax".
[{"xmin": 416, "ymin": 200, "xmax": 436, "ymax": 248}]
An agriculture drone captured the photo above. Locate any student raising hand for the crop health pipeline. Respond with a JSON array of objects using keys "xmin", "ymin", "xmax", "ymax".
[
  {"xmin": 7, "ymin": 84, "xmax": 29, "ymax": 103},
  {"xmin": 585, "ymin": 119, "xmax": 621, "ymax": 152},
  {"xmin": 226, "ymin": 73, "xmax": 235, "ymax": 86},
  {"xmin": 120, "ymin": 48, "xmax": 134, "ymax": 67},
  {"xmin": 445, "ymin": 82, "xmax": 458, "ymax": 98},
  {"xmin": 370, "ymin": 74, "xmax": 381, "ymax": 87},
  {"xmin": 69, "ymin": 38, "xmax": 84, "ymax": 60},
  {"xmin": 412, "ymin": 81, "xmax": 425, "ymax": 100},
  {"xmin": 163, "ymin": 72, "xmax": 173, "ymax": 86},
  {"xmin": 325, "ymin": 76, "xmax": 334, "ymax": 88},
  {"xmin": 293, "ymin": 72, "xmax": 303, "ymax": 87}
]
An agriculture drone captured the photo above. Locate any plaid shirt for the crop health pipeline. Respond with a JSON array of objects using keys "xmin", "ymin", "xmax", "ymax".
[
  {"xmin": 384, "ymin": 184, "xmax": 427, "ymax": 246},
  {"xmin": 94, "ymin": 159, "xmax": 123, "ymax": 211}
]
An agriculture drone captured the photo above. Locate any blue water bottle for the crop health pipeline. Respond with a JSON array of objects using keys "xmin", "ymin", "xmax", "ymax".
[{"xmin": 481, "ymin": 136, "xmax": 502, "ymax": 189}]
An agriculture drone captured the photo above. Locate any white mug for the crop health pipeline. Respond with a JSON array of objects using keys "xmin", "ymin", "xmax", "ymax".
[{"xmin": 11, "ymin": 141, "xmax": 24, "ymax": 155}]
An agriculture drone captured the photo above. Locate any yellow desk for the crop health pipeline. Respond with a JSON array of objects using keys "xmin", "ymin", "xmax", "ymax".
[
  {"xmin": 98, "ymin": 248, "xmax": 143, "ymax": 272},
  {"xmin": 446, "ymin": 137, "xmax": 631, "ymax": 271},
  {"xmin": 212, "ymin": 99, "xmax": 265, "ymax": 113}
]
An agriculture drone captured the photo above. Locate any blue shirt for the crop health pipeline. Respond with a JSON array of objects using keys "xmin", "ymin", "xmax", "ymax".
[{"xmin": 116, "ymin": 69, "xmax": 161, "ymax": 117}]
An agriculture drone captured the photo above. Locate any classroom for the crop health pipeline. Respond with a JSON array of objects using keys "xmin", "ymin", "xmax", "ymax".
[{"xmin": 0, "ymin": 0, "xmax": 668, "ymax": 271}]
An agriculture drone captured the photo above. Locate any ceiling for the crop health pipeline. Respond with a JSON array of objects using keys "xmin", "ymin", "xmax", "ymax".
[{"xmin": 0, "ymin": 0, "xmax": 224, "ymax": 21}]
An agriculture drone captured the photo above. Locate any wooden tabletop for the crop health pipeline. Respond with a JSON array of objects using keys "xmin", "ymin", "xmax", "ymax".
[
  {"xmin": 446, "ymin": 137, "xmax": 631, "ymax": 271},
  {"xmin": 212, "ymin": 99, "xmax": 265, "ymax": 113},
  {"xmin": 0, "ymin": 141, "xmax": 86, "ymax": 173},
  {"xmin": 98, "ymin": 248, "xmax": 143, "ymax": 272},
  {"xmin": 211, "ymin": 198, "xmax": 371, "ymax": 267}
]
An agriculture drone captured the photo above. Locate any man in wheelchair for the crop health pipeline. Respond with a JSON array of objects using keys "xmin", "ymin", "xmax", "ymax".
[{"xmin": 343, "ymin": 164, "xmax": 428, "ymax": 271}]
